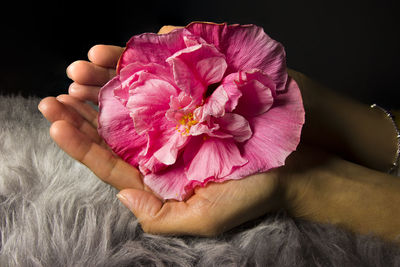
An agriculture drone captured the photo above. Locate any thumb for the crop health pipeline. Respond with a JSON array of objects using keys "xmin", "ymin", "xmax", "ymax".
[{"xmin": 117, "ymin": 188, "xmax": 163, "ymax": 219}]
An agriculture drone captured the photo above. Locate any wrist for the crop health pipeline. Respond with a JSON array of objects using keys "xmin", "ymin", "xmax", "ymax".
[
  {"xmin": 278, "ymin": 145, "xmax": 331, "ymax": 218},
  {"xmin": 280, "ymin": 146, "xmax": 400, "ymax": 243}
]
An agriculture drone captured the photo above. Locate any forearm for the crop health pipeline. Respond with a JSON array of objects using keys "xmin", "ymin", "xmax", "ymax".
[
  {"xmin": 288, "ymin": 69, "xmax": 398, "ymax": 172},
  {"xmin": 282, "ymin": 145, "xmax": 400, "ymax": 244}
]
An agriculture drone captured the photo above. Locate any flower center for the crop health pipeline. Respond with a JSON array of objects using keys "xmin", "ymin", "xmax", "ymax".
[{"xmin": 176, "ymin": 112, "xmax": 198, "ymax": 136}]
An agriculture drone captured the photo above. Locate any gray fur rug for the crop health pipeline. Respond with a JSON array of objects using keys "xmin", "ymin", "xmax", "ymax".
[{"xmin": 1, "ymin": 95, "xmax": 399, "ymax": 267}]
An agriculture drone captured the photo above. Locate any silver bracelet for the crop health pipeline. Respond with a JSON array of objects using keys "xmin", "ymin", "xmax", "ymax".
[{"xmin": 370, "ymin": 104, "xmax": 400, "ymax": 174}]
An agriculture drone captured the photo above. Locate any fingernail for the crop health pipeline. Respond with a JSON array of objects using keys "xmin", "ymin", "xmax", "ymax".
[
  {"xmin": 55, "ymin": 95, "xmax": 64, "ymax": 103},
  {"xmin": 87, "ymin": 45, "xmax": 96, "ymax": 61},
  {"xmin": 66, "ymin": 61, "xmax": 77, "ymax": 79},
  {"xmin": 68, "ymin": 84, "xmax": 77, "ymax": 94},
  {"xmin": 116, "ymin": 193, "xmax": 133, "ymax": 210},
  {"xmin": 66, "ymin": 65, "xmax": 72, "ymax": 78}
]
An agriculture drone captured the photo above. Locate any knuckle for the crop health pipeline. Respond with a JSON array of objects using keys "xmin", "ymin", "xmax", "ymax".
[{"xmin": 101, "ymin": 155, "xmax": 118, "ymax": 184}]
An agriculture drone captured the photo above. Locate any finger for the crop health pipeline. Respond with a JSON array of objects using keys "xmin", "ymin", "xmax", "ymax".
[
  {"xmin": 50, "ymin": 120, "xmax": 144, "ymax": 190},
  {"xmin": 158, "ymin": 25, "xmax": 183, "ymax": 34},
  {"xmin": 67, "ymin": 60, "xmax": 116, "ymax": 86},
  {"xmin": 69, "ymin": 82, "xmax": 100, "ymax": 104},
  {"xmin": 56, "ymin": 94, "xmax": 98, "ymax": 128},
  {"xmin": 88, "ymin": 45, "xmax": 124, "ymax": 68},
  {"xmin": 38, "ymin": 97, "xmax": 101, "ymax": 144}
]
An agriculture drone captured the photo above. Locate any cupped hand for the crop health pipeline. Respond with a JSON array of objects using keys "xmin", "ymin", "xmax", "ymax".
[{"xmin": 38, "ymin": 94, "xmax": 283, "ymax": 236}]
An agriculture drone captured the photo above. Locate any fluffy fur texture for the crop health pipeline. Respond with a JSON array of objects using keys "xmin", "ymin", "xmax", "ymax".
[{"xmin": 0, "ymin": 95, "xmax": 399, "ymax": 266}]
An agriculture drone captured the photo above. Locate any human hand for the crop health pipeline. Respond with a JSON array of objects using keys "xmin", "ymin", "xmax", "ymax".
[
  {"xmin": 38, "ymin": 94, "xmax": 283, "ymax": 235},
  {"xmin": 66, "ymin": 26, "xmax": 178, "ymax": 104},
  {"xmin": 66, "ymin": 44, "xmax": 123, "ymax": 104}
]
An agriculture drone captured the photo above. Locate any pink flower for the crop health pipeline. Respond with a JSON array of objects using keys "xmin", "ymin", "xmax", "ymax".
[{"xmin": 98, "ymin": 22, "xmax": 305, "ymax": 201}]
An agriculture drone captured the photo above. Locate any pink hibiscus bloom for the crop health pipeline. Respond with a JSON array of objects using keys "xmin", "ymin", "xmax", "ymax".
[{"xmin": 98, "ymin": 22, "xmax": 305, "ymax": 201}]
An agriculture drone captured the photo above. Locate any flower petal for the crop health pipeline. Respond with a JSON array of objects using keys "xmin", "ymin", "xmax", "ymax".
[
  {"xmin": 98, "ymin": 77, "xmax": 147, "ymax": 167},
  {"xmin": 184, "ymin": 137, "xmax": 248, "ymax": 182},
  {"xmin": 225, "ymin": 77, "xmax": 305, "ymax": 180},
  {"xmin": 166, "ymin": 55, "xmax": 205, "ymax": 103},
  {"xmin": 117, "ymin": 28, "xmax": 187, "ymax": 72},
  {"xmin": 144, "ymin": 157, "xmax": 191, "ymax": 201},
  {"xmin": 126, "ymin": 78, "xmax": 179, "ymax": 134},
  {"xmin": 187, "ymin": 121, "xmax": 222, "ymax": 137},
  {"xmin": 153, "ymin": 132, "xmax": 189, "ymax": 165},
  {"xmin": 115, "ymin": 63, "xmax": 174, "ymax": 106},
  {"xmin": 214, "ymin": 113, "xmax": 252, "ymax": 143},
  {"xmin": 186, "ymin": 23, "xmax": 288, "ymax": 92},
  {"xmin": 137, "ymin": 122, "xmax": 177, "ymax": 174},
  {"xmin": 221, "ymin": 73, "xmax": 243, "ymax": 112},
  {"xmin": 234, "ymin": 70, "xmax": 275, "ymax": 117},
  {"xmin": 166, "ymin": 43, "xmax": 227, "ymax": 100},
  {"xmin": 193, "ymin": 85, "xmax": 228, "ymax": 123}
]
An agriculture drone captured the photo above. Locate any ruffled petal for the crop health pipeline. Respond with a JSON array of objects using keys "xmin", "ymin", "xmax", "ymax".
[
  {"xmin": 115, "ymin": 63, "xmax": 174, "ymax": 106},
  {"xmin": 183, "ymin": 137, "xmax": 248, "ymax": 182},
  {"xmin": 193, "ymin": 85, "xmax": 228, "ymax": 123},
  {"xmin": 166, "ymin": 43, "xmax": 227, "ymax": 101},
  {"xmin": 98, "ymin": 77, "xmax": 147, "ymax": 167},
  {"xmin": 234, "ymin": 70, "xmax": 275, "ymax": 117},
  {"xmin": 117, "ymin": 28, "xmax": 188, "ymax": 72},
  {"xmin": 188, "ymin": 121, "xmax": 227, "ymax": 138},
  {"xmin": 125, "ymin": 78, "xmax": 179, "ymax": 134},
  {"xmin": 185, "ymin": 22, "xmax": 228, "ymax": 51},
  {"xmin": 186, "ymin": 22, "xmax": 288, "ymax": 92},
  {"xmin": 153, "ymin": 132, "xmax": 189, "ymax": 165},
  {"xmin": 225, "ymin": 77, "xmax": 305, "ymax": 180},
  {"xmin": 220, "ymin": 73, "xmax": 243, "ymax": 112},
  {"xmin": 214, "ymin": 113, "xmax": 252, "ymax": 143},
  {"xmin": 137, "ymin": 120, "xmax": 178, "ymax": 174},
  {"xmin": 144, "ymin": 157, "xmax": 191, "ymax": 201}
]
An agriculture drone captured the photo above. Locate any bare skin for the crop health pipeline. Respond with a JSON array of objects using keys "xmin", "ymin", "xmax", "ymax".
[{"xmin": 38, "ymin": 26, "xmax": 400, "ymax": 243}]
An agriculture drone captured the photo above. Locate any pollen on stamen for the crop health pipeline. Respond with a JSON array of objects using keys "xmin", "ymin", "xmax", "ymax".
[{"xmin": 175, "ymin": 112, "xmax": 198, "ymax": 136}]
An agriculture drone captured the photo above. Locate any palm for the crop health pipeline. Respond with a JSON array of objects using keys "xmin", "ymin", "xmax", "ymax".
[{"xmin": 39, "ymin": 41, "xmax": 281, "ymax": 236}]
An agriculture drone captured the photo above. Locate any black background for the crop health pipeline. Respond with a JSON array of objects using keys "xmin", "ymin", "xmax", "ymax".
[{"xmin": 1, "ymin": 0, "xmax": 399, "ymax": 108}]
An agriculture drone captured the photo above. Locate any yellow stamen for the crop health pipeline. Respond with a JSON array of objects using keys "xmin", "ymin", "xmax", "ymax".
[{"xmin": 176, "ymin": 112, "xmax": 198, "ymax": 136}]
